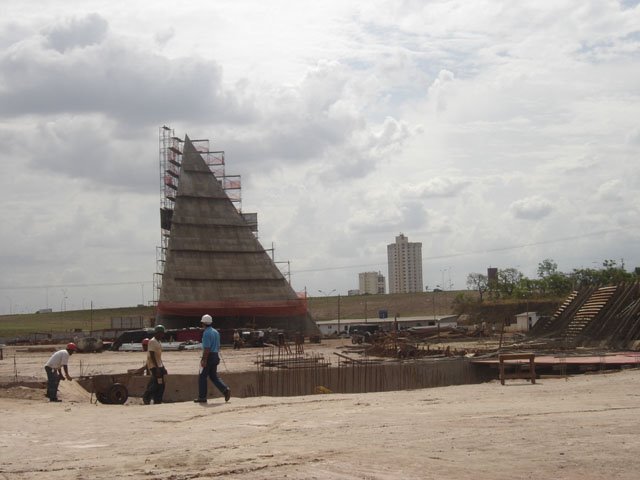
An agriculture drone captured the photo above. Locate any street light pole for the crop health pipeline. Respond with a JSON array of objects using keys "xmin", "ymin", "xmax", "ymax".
[
  {"xmin": 318, "ymin": 289, "xmax": 336, "ymax": 297},
  {"xmin": 440, "ymin": 267, "xmax": 452, "ymax": 290},
  {"xmin": 61, "ymin": 288, "xmax": 68, "ymax": 312},
  {"xmin": 318, "ymin": 289, "xmax": 340, "ymax": 335}
]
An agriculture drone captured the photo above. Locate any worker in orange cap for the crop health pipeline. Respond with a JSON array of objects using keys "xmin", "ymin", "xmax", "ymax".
[{"xmin": 44, "ymin": 343, "xmax": 77, "ymax": 402}]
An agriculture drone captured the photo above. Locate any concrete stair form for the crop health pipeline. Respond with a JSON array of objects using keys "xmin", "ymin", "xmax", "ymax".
[{"xmin": 563, "ymin": 286, "xmax": 617, "ymax": 340}]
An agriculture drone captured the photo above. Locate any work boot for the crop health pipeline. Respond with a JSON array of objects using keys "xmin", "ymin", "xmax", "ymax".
[
  {"xmin": 193, "ymin": 398, "xmax": 207, "ymax": 403},
  {"xmin": 224, "ymin": 389, "xmax": 231, "ymax": 402}
]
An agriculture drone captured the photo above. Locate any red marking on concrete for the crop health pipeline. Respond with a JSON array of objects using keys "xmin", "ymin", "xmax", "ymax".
[{"xmin": 472, "ymin": 352, "xmax": 640, "ymax": 366}]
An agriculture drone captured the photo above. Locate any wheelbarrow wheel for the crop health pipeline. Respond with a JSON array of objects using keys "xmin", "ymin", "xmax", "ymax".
[
  {"xmin": 96, "ymin": 392, "xmax": 110, "ymax": 404},
  {"xmin": 107, "ymin": 383, "xmax": 128, "ymax": 404}
]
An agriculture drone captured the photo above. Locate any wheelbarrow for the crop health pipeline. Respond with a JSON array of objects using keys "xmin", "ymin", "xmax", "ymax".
[{"xmin": 81, "ymin": 373, "xmax": 133, "ymax": 404}]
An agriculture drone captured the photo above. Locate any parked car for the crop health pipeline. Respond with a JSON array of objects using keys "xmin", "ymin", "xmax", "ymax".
[{"xmin": 348, "ymin": 324, "xmax": 380, "ymax": 344}]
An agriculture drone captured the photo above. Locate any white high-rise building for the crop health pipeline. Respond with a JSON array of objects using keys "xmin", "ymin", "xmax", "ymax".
[
  {"xmin": 387, "ymin": 233, "xmax": 423, "ymax": 294},
  {"xmin": 359, "ymin": 271, "xmax": 386, "ymax": 295}
]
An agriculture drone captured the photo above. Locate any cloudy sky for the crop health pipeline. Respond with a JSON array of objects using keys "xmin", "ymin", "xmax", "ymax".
[{"xmin": 1, "ymin": 0, "xmax": 639, "ymax": 314}]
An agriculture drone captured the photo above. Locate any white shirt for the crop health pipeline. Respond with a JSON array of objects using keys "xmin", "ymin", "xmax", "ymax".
[
  {"xmin": 146, "ymin": 337, "xmax": 164, "ymax": 369},
  {"xmin": 45, "ymin": 349, "xmax": 69, "ymax": 369}
]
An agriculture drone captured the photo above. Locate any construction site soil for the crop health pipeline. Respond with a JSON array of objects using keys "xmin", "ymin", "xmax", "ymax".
[{"xmin": 1, "ymin": 338, "xmax": 640, "ymax": 479}]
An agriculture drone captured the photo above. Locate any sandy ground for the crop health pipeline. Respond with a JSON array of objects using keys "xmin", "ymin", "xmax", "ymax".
[{"xmin": 1, "ymin": 341, "xmax": 639, "ymax": 479}]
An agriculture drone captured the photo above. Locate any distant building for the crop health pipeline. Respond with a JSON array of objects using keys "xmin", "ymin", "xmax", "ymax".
[
  {"xmin": 487, "ymin": 267, "xmax": 498, "ymax": 287},
  {"xmin": 347, "ymin": 289, "xmax": 361, "ymax": 296},
  {"xmin": 359, "ymin": 271, "xmax": 386, "ymax": 295},
  {"xmin": 387, "ymin": 233, "xmax": 423, "ymax": 294},
  {"xmin": 315, "ymin": 315, "xmax": 458, "ymax": 337},
  {"xmin": 505, "ymin": 312, "xmax": 542, "ymax": 333}
]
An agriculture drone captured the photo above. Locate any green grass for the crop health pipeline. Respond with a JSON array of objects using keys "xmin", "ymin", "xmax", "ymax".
[
  {"xmin": 0, "ymin": 291, "xmax": 470, "ymax": 338},
  {"xmin": 0, "ymin": 306, "xmax": 155, "ymax": 338}
]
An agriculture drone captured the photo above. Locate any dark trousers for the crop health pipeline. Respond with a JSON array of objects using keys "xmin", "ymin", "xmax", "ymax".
[
  {"xmin": 198, "ymin": 353, "xmax": 228, "ymax": 399},
  {"xmin": 45, "ymin": 366, "xmax": 60, "ymax": 400},
  {"xmin": 143, "ymin": 367, "xmax": 166, "ymax": 404}
]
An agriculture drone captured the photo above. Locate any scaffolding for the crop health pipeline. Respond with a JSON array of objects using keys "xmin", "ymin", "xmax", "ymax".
[{"xmin": 154, "ymin": 126, "xmax": 257, "ymax": 303}]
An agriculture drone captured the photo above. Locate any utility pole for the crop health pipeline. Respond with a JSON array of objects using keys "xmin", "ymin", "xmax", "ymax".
[
  {"xmin": 433, "ymin": 285, "xmax": 440, "ymax": 321},
  {"xmin": 337, "ymin": 294, "xmax": 341, "ymax": 334},
  {"xmin": 364, "ymin": 297, "xmax": 368, "ymax": 323}
]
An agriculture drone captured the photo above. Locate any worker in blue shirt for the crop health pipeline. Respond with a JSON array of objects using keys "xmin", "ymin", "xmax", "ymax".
[{"xmin": 194, "ymin": 314, "xmax": 231, "ymax": 403}]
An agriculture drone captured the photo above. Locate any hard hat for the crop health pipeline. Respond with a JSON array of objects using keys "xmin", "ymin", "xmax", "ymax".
[
  {"xmin": 66, "ymin": 342, "xmax": 78, "ymax": 351},
  {"xmin": 154, "ymin": 324, "xmax": 166, "ymax": 333},
  {"xmin": 201, "ymin": 314, "xmax": 213, "ymax": 325},
  {"xmin": 142, "ymin": 338, "xmax": 150, "ymax": 346}
]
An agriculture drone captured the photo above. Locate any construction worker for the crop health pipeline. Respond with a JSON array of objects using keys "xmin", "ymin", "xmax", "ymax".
[
  {"xmin": 44, "ymin": 343, "xmax": 77, "ymax": 402},
  {"xmin": 143, "ymin": 326, "xmax": 167, "ymax": 405},
  {"xmin": 194, "ymin": 314, "xmax": 231, "ymax": 403},
  {"xmin": 130, "ymin": 338, "xmax": 150, "ymax": 376}
]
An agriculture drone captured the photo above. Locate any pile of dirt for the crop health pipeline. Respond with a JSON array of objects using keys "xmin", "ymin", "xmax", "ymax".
[
  {"xmin": 0, "ymin": 381, "xmax": 46, "ymax": 400},
  {"xmin": 0, "ymin": 379, "xmax": 93, "ymax": 403}
]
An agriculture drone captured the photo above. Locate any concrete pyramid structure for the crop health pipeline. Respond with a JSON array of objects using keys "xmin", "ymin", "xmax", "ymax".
[{"xmin": 157, "ymin": 136, "xmax": 317, "ymax": 335}]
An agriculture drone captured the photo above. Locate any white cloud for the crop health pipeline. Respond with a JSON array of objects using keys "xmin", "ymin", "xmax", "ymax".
[
  {"xmin": 0, "ymin": 16, "xmax": 252, "ymax": 125},
  {"xmin": 407, "ymin": 177, "xmax": 470, "ymax": 198},
  {"xmin": 510, "ymin": 196, "xmax": 554, "ymax": 220},
  {"xmin": 596, "ymin": 179, "xmax": 624, "ymax": 202},
  {"xmin": 44, "ymin": 13, "xmax": 109, "ymax": 52},
  {"xmin": 154, "ymin": 27, "xmax": 175, "ymax": 47},
  {"xmin": 1, "ymin": 1, "xmax": 640, "ymax": 312},
  {"xmin": 427, "ymin": 69, "xmax": 455, "ymax": 112}
]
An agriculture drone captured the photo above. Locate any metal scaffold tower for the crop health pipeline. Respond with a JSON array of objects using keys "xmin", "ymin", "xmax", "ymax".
[{"xmin": 153, "ymin": 125, "xmax": 254, "ymax": 304}]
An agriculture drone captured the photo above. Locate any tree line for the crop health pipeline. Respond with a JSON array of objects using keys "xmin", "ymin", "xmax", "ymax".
[{"xmin": 466, "ymin": 259, "xmax": 639, "ymax": 301}]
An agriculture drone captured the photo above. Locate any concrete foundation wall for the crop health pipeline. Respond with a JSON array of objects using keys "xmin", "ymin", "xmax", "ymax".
[
  {"xmin": 252, "ymin": 358, "xmax": 489, "ymax": 397},
  {"xmin": 79, "ymin": 358, "xmax": 492, "ymax": 403}
]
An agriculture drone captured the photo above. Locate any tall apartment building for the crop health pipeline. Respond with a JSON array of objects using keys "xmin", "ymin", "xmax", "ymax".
[
  {"xmin": 359, "ymin": 271, "xmax": 386, "ymax": 295},
  {"xmin": 387, "ymin": 233, "xmax": 423, "ymax": 294}
]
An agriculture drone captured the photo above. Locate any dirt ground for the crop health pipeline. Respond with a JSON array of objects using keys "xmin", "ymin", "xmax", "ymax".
[{"xmin": 1, "ymin": 339, "xmax": 639, "ymax": 479}]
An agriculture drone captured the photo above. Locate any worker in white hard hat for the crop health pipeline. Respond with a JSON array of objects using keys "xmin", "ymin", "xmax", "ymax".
[
  {"xmin": 44, "ymin": 343, "xmax": 77, "ymax": 402},
  {"xmin": 194, "ymin": 314, "xmax": 231, "ymax": 403}
]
